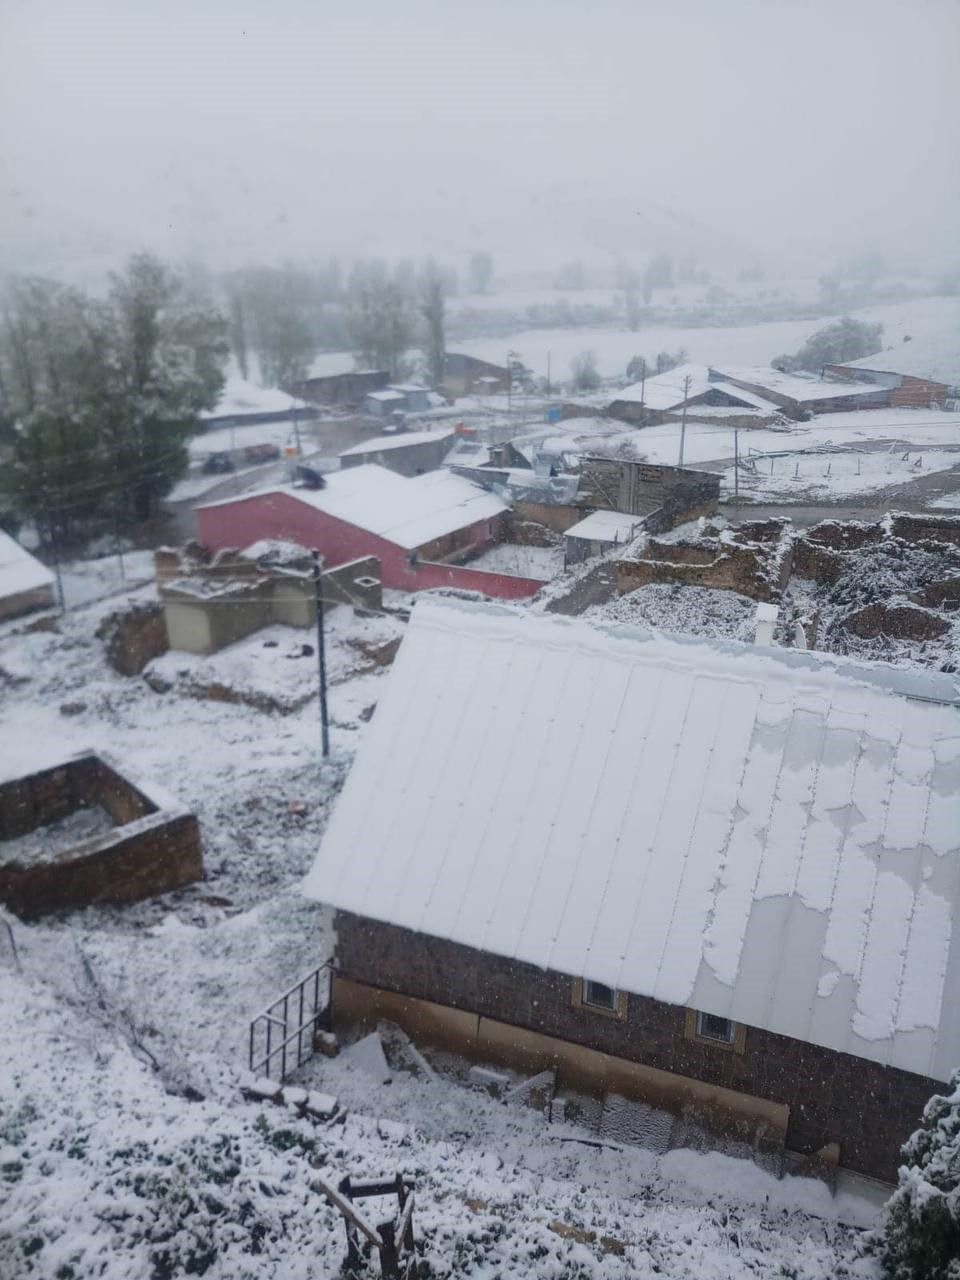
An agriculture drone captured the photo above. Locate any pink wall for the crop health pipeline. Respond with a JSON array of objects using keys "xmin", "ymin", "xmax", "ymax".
[{"xmin": 196, "ymin": 491, "xmax": 545, "ymax": 600}]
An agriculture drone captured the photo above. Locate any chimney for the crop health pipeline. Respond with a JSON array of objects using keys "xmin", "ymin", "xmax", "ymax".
[{"xmin": 754, "ymin": 602, "xmax": 778, "ymax": 646}]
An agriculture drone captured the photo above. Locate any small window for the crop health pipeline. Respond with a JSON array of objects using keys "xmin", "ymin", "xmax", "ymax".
[
  {"xmin": 696, "ymin": 1011, "xmax": 735, "ymax": 1044},
  {"xmin": 583, "ymin": 980, "xmax": 616, "ymax": 1011},
  {"xmin": 571, "ymin": 977, "xmax": 627, "ymax": 1020},
  {"xmin": 685, "ymin": 1007, "xmax": 746, "ymax": 1053}
]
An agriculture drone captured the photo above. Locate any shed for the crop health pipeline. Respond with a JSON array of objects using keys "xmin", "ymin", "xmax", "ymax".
[{"xmin": 564, "ymin": 509, "xmax": 643, "ymax": 564}]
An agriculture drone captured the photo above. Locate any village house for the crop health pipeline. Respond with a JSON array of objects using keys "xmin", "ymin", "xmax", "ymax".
[
  {"xmin": 339, "ymin": 427, "xmax": 456, "ymax": 477},
  {"xmin": 195, "ymin": 465, "xmax": 548, "ymax": 599},
  {"xmin": 304, "ymin": 598, "xmax": 960, "ymax": 1185},
  {"xmin": 289, "ymin": 369, "xmax": 390, "ymax": 409},
  {"xmin": 363, "ymin": 385, "xmax": 436, "ymax": 419},
  {"xmin": 441, "ymin": 352, "xmax": 512, "ymax": 398},
  {"xmin": 200, "ymin": 373, "xmax": 314, "ymax": 428},
  {"xmin": 0, "ymin": 529, "xmax": 56, "ymax": 620},
  {"xmin": 824, "ymin": 342, "xmax": 959, "ymax": 409}
]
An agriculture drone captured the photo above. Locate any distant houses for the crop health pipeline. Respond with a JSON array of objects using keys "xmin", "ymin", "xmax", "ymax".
[
  {"xmin": 442, "ymin": 353, "xmax": 511, "ymax": 398},
  {"xmin": 305, "ymin": 597, "xmax": 960, "ymax": 1185},
  {"xmin": 289, "ymin": 370, "xmax": 390, "ymax": 410},
  {"xmin": 606, "ymin": 362, "xmax": 888, "ymax": 426},
  {"xmin": 200, "ymin": 373, "xmax": 314, "ymax": 429},
  {"xmin": 825, "ymin": 345, "xmax": 959, "ymax": 408}
]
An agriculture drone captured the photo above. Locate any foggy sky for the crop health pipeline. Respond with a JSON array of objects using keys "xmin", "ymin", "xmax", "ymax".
[{"xmin": 2, "ymin": 0, "xmax": 958, "ymax": 283}]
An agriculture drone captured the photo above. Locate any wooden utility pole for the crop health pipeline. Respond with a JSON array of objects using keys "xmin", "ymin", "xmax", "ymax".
[
  {"xmin": 678, "ymin": 374, "xmax": 692, "ymax": 467},
  {"xmin": 734, "ymin": 428, "xmax": 739, "ymax": 499},
  {"xmin": 312, "ymin": 550, "xmax": 330, "ymax": 758}
]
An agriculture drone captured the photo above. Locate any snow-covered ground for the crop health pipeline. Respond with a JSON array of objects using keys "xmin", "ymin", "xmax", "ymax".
[
  {"xmin": 452, "ymin": 294, "xmax": 960, "ymax": 382},
  {"xmin": 0, "ymin": 567, "xmax": 889, "ymax": 1278},
  {"xmin": 469, "ymin": 542, "xmax": 565, "ymax": 579},
  {"xmin": 58, "ymin": 549, "xmax": 156, "ymax": 609}
]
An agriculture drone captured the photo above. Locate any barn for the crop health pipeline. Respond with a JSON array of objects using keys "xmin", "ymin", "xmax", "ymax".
[
  {"xmin": 304, "ymin": 598, "xmax": 960, "ymax": 1184},
  {"xmin": 196, "ymin": 465, "xmax": 546, "ymax": 598}
]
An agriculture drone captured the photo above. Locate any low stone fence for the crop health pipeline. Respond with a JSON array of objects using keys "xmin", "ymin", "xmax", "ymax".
[{"xmin": 0, "ymin": 751, "xmax": 202, "ymax": 919}]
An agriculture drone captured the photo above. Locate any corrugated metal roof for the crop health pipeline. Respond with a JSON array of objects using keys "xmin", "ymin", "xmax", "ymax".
[
  {"xmin": 199, "ymin": 465, "xmax": 507, "ymax": 550},
  {"xmin": 304, "ymin": 600, "xmax": 960, "ymax": 1081}
]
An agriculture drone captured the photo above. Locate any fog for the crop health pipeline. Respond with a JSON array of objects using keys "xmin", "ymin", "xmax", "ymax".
[{"xmin": 2, "ymin": 0, "xmax": 958, "ymax": 284}]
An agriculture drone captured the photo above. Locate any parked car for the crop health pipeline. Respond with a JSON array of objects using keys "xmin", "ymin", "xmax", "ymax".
[
  {"xmin": 243, "ymin": 443, "xmax": 281, "ymax": 464},
  {"xmin": 202, "ymin": 451, "xmax": 235, "ymax": 475}
]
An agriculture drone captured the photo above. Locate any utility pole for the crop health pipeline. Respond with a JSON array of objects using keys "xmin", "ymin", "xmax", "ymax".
[
  {"xmin": 678, "ymin": 374, "xmax": 692, "ymax": 467},
  {"xmin": 546, "ymin": 350, "xmax": 552, "ymax": 398},
  {"xmin": 733, "ymin": 428, "xmax": 739, "ymax": 500},
  {"xmin": 312, "ymin": 550, "xmax": 330, "ymax": 758},
  {"xmin": 638, "ymin": 358, "xmax": 647, "ymax": 422}
]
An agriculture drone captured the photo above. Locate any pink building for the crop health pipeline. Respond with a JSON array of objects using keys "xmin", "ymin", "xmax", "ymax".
[{"xmin": 196, "ymin": 464, "xmax": 546, "ymax": 600}]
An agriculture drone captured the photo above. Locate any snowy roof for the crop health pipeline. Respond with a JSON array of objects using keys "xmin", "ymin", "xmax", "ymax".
[
  {"xmin": 706, "ymin": 382, "xmax": 781, "ymax": 412},
  {"xmin": 201, "ymin": 372, "xmax": 309, "ymax": 419},
  {"xmin": 565, "ymin": 510, "xmax": 644, "ymax": 542},
  {"xmin": 200, "ymin": 465, "xmax": 507, "ymax": 551},
  {"xmin": 841, "ymin": 342, "xmax": 960, "ymax": 389},
  {"xmin": 0, "ymin": 529, "xmax": 55, "ymax": 601},
  {"xmin": 718, "ymin": 366, "xmax": 885, "ymax": 404},
  {"xmin": 366, "ymin": 390, "xmax": 407, "ymax": 403},
  {"xmin": 304, "ymin": 599, "xmax": 960, "ymax": 1081},
  {"xmin": 339, "ymin": 428, "xmax": 455, "ymax": 458},
  {"xmin": 612, "ymin": 364, "xmax": 712, "ymax": 410}
]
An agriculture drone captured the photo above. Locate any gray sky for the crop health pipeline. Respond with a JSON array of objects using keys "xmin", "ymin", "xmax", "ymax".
[{"xmin": 2, "ymin": 0, "xmax": 958, "ymax": 282}]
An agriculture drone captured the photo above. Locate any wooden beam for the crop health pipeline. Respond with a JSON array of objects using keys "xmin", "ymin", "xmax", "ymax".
[{"xmin": 316, "ymin": 1176, "xmax": 383, "ymax": 1247}]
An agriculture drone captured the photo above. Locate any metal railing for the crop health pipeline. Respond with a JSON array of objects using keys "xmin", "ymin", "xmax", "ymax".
[{"xmin": 248, "ymin": 961, "xmax": 332, "ymax": 1081}]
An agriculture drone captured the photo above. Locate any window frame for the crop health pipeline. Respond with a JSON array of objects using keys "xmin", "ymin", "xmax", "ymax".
[
  {"xmin": 571, "ymin": 977, "xmax": 628, "ymax": 1021},
  {"xmin": 684, "ymin": 1007, "xmax": 746, "ymax": 1054}
]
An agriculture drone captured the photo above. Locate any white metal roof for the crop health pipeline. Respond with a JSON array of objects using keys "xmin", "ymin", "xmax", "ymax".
[
  {"xmin": 719, "ymin": 366, "xmax": 885, "ymax": 403},
  {"xmin": 565, "ymin": 510, "xmax": 643, "ymax": 542},
  {"xmin": 339, "ymin": 428, "xmax": 455, "ymax": 457},
  {"xmin": 366, "ymin": 390, "xmax": 407, "ymax": 403},
  {"xmin": 201, "ymin": 371, "xmax": 309, "ymax": 419},
  {"xmin": 612, "ymin": 363, "xmax": 712, "ymax": 410},
  {"xmin": 199, "ymin": 465, "xmax": 507, "ymax": 550},
  {"xmin": 304, "ymin": 599, "xmax": 960, "ymax": 1081},
  {"xmin": 0, "ymin": 530, "xmax": 55, "ymax": 601}
]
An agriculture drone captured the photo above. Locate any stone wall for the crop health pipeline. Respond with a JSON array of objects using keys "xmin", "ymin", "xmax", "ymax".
[
  {"xmin": 158, "ymin": 544, "xmax": 383, "ymax": 654},
  {"xmin": 616, "ymin": 538, "xmax": 790, "ymax": 603},
  {"xmin": 335, "ymin": 912, "xmax": 935, "ymax": 1182},
  {"xmin": 0, "ymin": 753, "xmax": 202, "ymax": 919},
  {"xmin": 96, "ymin": 602, "xmax": 169, "ymax": 675}
]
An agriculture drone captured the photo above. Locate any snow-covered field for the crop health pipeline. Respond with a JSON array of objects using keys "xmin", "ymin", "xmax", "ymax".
[
  {"xmin": 0, "ymin": 572, "xmax": 888, "ymax": 1278},
  {"xmin": 452, "ymin": 294, "xmax": 960, "ymax": 382}
]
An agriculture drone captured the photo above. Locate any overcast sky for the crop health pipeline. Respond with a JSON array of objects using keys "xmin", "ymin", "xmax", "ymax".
[{"xmin": 1, "ymin": 0, "xmax": 958, "ymax": 283}]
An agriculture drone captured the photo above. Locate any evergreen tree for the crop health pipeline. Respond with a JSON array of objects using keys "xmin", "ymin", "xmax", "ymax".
[
  {"xmin": 880, "ymin": 1070, "xmax": 960, "ymax": 1280},
  {"xmin": 419, "ymin": 261, "xmax": 446, "ymax": 389}
]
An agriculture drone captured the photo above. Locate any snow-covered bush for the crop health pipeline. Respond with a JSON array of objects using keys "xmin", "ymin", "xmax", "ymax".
[{"xmin": 879, "ymin": 1070, "xmax": 960, "ymax": 1279}]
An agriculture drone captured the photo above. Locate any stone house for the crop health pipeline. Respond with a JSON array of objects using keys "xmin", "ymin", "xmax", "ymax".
[{"xmin": 304, "ymin": 598, "xmax": 960, "ymax": 1184}]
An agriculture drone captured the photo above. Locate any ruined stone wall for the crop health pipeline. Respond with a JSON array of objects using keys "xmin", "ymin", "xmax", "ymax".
[
  {"xmin": 335, "ymin": 912, "xmax": 935, "ymax": 1183},
  {"xmin": 616, "ymin": 541, "xmax": 785, "ymax": 602},
  {"xmin": 96, "ymin": 602, "xmax": 169, "ymax": 675}
]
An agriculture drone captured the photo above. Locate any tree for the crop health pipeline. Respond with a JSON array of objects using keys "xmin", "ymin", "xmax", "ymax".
[
  {"xmin": 0, "ymin": 254, "xmax": 228, "ymax": 535},
  {"xmin": 570, "ymin": 350, "xmax": 601, "ymax": 392},
  {"xmin": 655, "ymin": 348, "xmax": 688, "ymax": 374},
  {"xmin": 879, "ymin": 1069, "xmax": 960, "ymax": 1279},
  {"xmin": 772, "ymin": 316, "xmax": 883, "ymax": 373},
  {"xmin": 419, "ymin": 261, "xmax": 446, "ymax": 388},
  {"xmin": 643, "ymin": 251, "xmax": 673, "ymax": 299},
  {"xmin": 626, "ymin": 355, "xmax": 647, "ymax": 383},
  {"xmin": 622, "ymin": 270, "xmax": 642, "ymax": 331},
  {"xmin": 468, "ymin": 250, "xmax": 494, "ymax": 295},
  {"xmin": 345, "ymin": 262, "xmax": 414, "ymax": 379}
]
